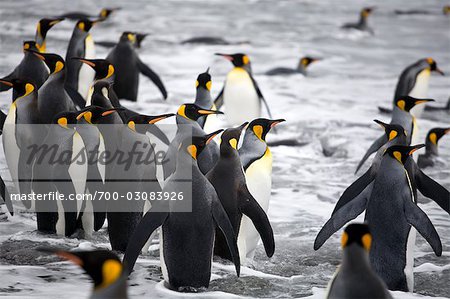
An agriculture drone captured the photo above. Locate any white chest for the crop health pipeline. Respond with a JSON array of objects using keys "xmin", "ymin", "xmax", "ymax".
[
  {"xmin": 409, "ymin": 69, "xmax": 430, "ymax": 118},
  {"xmin": 78, "ymin": 34, "xmax": 96, "ymax": 99}
]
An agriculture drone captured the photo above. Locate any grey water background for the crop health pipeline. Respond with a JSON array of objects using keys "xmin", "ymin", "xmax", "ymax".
[{"xmin": 0, "ymin": 0, "xmax": 449, "ymax": 298}]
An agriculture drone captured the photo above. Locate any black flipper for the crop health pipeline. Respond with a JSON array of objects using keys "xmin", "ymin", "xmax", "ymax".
[
  {"xmin": 414, "ymin": 166, "xmax": 450, "ymax": 214},
  {"xmin": 355, "ymin": 135, "xmax": 387, "ymax": 174},
  {"xmin": 239, "ymin": 185, "xmax": 275, "ymax": 257},
  {"xmin": 65, "ymin": 86, "xmax": 86, "ymax": 108},
  {"xmin": 250, "ymin": 74, "xmax": 273, "ymax": 119},
  {"xmin": 403, "ymin": 194, "xmax": 442, "ymax": 256},
  {"xmin": 332, "ymin": 167, "xmax": 375, "ymax": 215},
  {"xmin": 0, "ymin": 175, "xmax": 13, "ymax": 215},
  {"xmin": 214, "ymin": 87, "xmax": 224, "ymax": 110},
  {"xmin": 314, "ymin": 182, "xmax": 372, "ymax": 250},
  {"xmin": 147, "ymin": 124, "xmax": 171, "ymax": 145},
  {"xmin": 137, "ymin": 58, "xmax": 167, "ymax": 99},
  {"xmin": 377, "ymin": 106, "xmax": 392, "ymax": 114},
  {"xmin": 211, "ymin": 197, "xmax": 240, "ymax": 276},
  {"xmin": 123, "ymin": 210, "xmax": 168, "ymax": 274},
  {"xmin": 95, "ymin": 41, "xmax": 117, "ymax": 48},
  {"xmin": 0, "ymin": 72, "xmax": 14, "ymax": 92},
  {"xmin": 0, "ymin": 110, "xmax": 6, "ymax": 135}
]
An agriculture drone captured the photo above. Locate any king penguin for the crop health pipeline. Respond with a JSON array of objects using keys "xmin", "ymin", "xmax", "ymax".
[
  {"xmin": 106, "ymin": 32, "xmax": 167, "ymax": 101},
  {"xmin": 106, "ymin": 112, "xmax": 174, "ymax": 252},
  {"xmin": 58, "ymin": 8, "xmax": 120, "ymax": 22},
  {"xmin": 0, "ymin": 41, "xmax": 48, "ymax": 97},
  {"xmin": 333, "ymin": 120, "xmax": 407, "ymax": 214},
  {"xmin": 26, "ymin": 50, "xmax": 77, "ymax": 123},
  {"xmin": 356, "ymin": 96, "xmax": 434, "ymax": 173},
  {"xmin": 215, "ymin": 53, "xmax": 274, "ymax": 126},
  {"xmin": 0, "ymin": 79, "xmax": 45, "ymax": 205},
  {"xmin": 326, "ymin": 223, "xmax": 392, "ymax": 299},
  {"xmin": 124, "ymin": 132, "xmax": 241, "ymax": 292},
  {"xmin": 342, "ymin": 7, "xmax": 375, "ymax": 34},
  {"xmin": 418, "ymin": 127, "xmax": 450, "ymax": 168},
  {"xmin": 238, "ymin": 118, "xmax": 284, "ymax": 260},
  {"xmin": 32, "ymin": 111, "xmax": 88, "ymax": 237},
  {"xmin": 265, "ymin": 56, "xmax": 320, "ymax": 76},
  {"xmin": 34, "ymin": 18, "xmax": 64, "ymax": 53},
  {"xmin": 379, "ymin": 58, "xmax": 445, "ymax": 116},
  {"xmin": 75, "ymin": 58, "xmax": 115, "ymax": 106},
  {"xmin": 38, "ymin": 248, "xmax": 128, "ymax": 299},
  {"xmin": 65, "ymin": 19, "xmax": 99, "ymax": 107},
  {"xmin": 314, "ymin": 144, "xmax": 444, "ymax": 291},
  {"xmin": 194, "ymin": 68, "xmax": 217, "ymax": 131},
  {"xmin": 163, "ymin": 104, "xmax": 223, "ymax": 179},
  {"xmin": 207, "ymin": 124, "xmax": 275, "ymax": 263}
]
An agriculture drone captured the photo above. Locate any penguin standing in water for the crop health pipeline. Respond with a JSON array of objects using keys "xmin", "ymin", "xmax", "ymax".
[
  {"xmin": 418, "ymin": 127, "xmax": 450, "ymax": 168},
  {"xmin": 163, "ymin": 104, "xmax": 223, "ymax": 179},
  {"xmin": 326, "ymin": 223, "xmax": 392, "ymax": 299},
  {"xmin": 106, "ymin": 113, "xmax": 174, "ymax": 252},
  {"xmin": 58, "ymin": 8, "xmax": 120, "ymax": 21},
  {"xmin": 38, "ymin": 248, "xmax": 128, "ymax": 299},
  {"xmin": 194, "ymin": 68, "xmax": 217, "ymax": 131},
  {"xmin": 106, "ymin": 32, "xmax": 167, "ymax": 102},
  {"xmin": 265, "ymin": 57, "xmax": 320, "ymax": 76},
  {"xmin": 124, "ymin": 132, "xmax": 241, "ymax": 292},
  {"xmin": 215, "ymin": 53, "xmax": 273, "ymax": 126},
  {"xmin": 315, "ymin": 144, "xmax": 445, "ymax": 291},
  {"xmin": 342, "ymin": 7, "xmax": 375, "ymax": 34},
  {"xmin": 32, "ymin": 112, "xmax": 87, "ymax": 237},
  {"xmin": 207, "ymin": 124, "xmax": 275, "ymax": 263},
  {"xmin": 65, "ymin": 19, "xmax": 99, "ymax": 107},
  {"xmin": 0, "ymin": 79, "xmax": 45, "ymax": 203},
  {"xmin": 34, "ymin": 18, "xmax": 64, "ymax": 53},
  {"xmin": 378, "ymin": 58, "xmax": 445, "ymax": 116},
  {"xmin": 356, "ymin": 96, "xmax": 434, "ymax": 173},
  {"xmin": 0, "ymin": 41, "xmax": 48, "ymax": 96},
  {"xmin": 333, "ymin": 120, "xmax": 407, "ymax": 213},
  {"xmin": 238, "ymin": 118, "xmax": 284, "ymax": 259},
  {"xmin": 26, "ymin": 50, "xmax": 77, "ymax": 123}
]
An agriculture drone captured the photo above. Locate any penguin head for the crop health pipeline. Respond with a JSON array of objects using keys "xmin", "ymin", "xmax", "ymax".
[
  {"xmin": 76, "ymin": 19, "xmax": 98, "ymax": 32},
  {"xmin": 76, "ymin": 105, "xmax": 123, "ymax": 124},
  {"xmin": 385, "ymin": 144, "xmax": 425, "ymax": 165},
  {"xmin": 425, "ymin": 58, "xmax": 445, "ymax": 75},
  {"xmin": 127, "ymin": 113, "xmax": 175, "ymax": 134},
  {"xmin": 248, "ymin": 118, "xmax": 285, "ymax": 141},
  {"xmin": 99, "ymin": 7, "xmax": 120, "ymax": 20},
  {"xmin": 373, "ymin": 120, "xmax": 407, "ymax": 142},
  {"xmin": 92, "ymin": 81, "xmax": 113, "ymax": 99},
  {"xmin": 444, "ymin": 5, "xmax": 450, "ymax": 15},
  {"xmin": 215, "ymin": 53, "xmax": 251, "ymax": 68},
  {"xmin": 53, "ymin": 111, "xmax": 79, "ymax": 129},
  {"xmin": 120, "ymin": 31, "xmax": 138, "ymax": 44},
  {"xmin": 38, "ymin": 248, "xmax": 124, "ymax": 290},
  {"xmin": 176, "ymin": 104, "xmax": 223, "ymax": 121},
  {"xmin": 180, "ymin": 130, "xmax": 223, "ymax": 160},
  {"xmin": 341, "ymin": 223, "xmax": 372, "ymax": 252},
  {"xmin": 394, "ymin": 96, "xmax": 434, "ymax": 112},
  {"xmin": 196, "ymin": 68, "xmax": 212, "ymax": 91},
  {"xmin": 135, "ymin": 32, "xmax": 149, "ymax": 48},
  {"xmin": 220, "ymin": 122, "xmax": 248, "ymax": 152},
  {"xmin": 27, "ymin": 50, "xmax": 65, "ymax": 74},
  {"xmin": 76, "ymin": 58, "xmax": 115, "ymax": 80},
  {"xmin": 36, "ymin": 18, "xmax": 64, "ymax": 39},
  {"xmin": 22, "ymin": 40, "xmax": 39, "ymax": 52},
  {"xmin": 299, "ymin": 57, "xmax": 319, "ymax": 69},
  {"xmin": 0, "ymin": 78, "xmax": 36, "ymax": 99},
  {"xmin": 427, "ymin": 127, "xmax": 450, "ymax": 145},
  {"xmin": 361, "ymin": 7, "xmax": 374, "ymax": 18}
]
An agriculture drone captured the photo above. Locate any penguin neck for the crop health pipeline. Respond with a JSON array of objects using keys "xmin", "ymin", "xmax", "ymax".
[
  {"xmin": 341, "ymin": 245, "xmax": 371, "ymax": 272},
  {"xmin": 52, "ymin": 68, "xmax": 66, "ymax": 83},
  {"xmin": 220, "ymin": 144, "xmax": 239, "ymax": 158},
  {"xmin": 242, "ymin": 129, "xmax": 267, "ymax": 153},
  {"xmin": 358, "ymin": 14, "xmax": 368, "ymax": 26},
  {"xmin": 296, "ymin": 61, "xmax": 306, "ymax": 73},
  {"xmin": 176, "ymin": 151, "xmax": 199, "ymax": 177},
  {"xmin": 195, "ymin": 87, "xmax": 212, "ymax": 108},
  {"xmin": 14, "ymin": 91, "xmax": 37, "ymax": 103},
  {"xmin": 425, "ymin": 139, "xmax": 439, "ymax": 156},
  {"xmin": 93, "ymin": 271, "xmax": 128, "ymax": 299},
  {"xmin": 176, "ymin": 114, "xmax": 197, "ymax": 125},
  {"xmin": 235, "ymin": 64, "xmax": 252, "ymax": 74}
]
